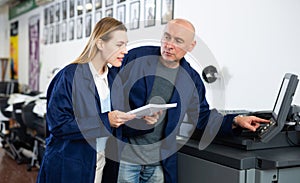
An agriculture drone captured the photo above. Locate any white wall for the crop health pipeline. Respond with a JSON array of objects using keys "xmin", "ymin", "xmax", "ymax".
[
  {"xmin": 0, "ymin": 0, "xmax": 299, "ymax": 111},
  {"xmin": 175, "ymin": 0, "xmax": 300, "ymax": 110}
]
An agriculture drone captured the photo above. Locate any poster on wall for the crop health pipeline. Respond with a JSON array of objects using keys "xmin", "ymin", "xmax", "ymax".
[
  {"xmin": 144, "ymin": 0, "xmax": 155, "ymax": 27},
  {"xmin": 10, "ymin": 21, "xmax": 18, "ymax": 80},
  {"xmin": 161, "ymin": 0, "xmax": 173, "ymax": 24},
  {"xmin": 85, "ymin": 14, "xmax": 92, "ymax": 37},
  {"xmin": 29, "ymin": 15, "xmax": 40, "ymax": 91},
  {"xmin": 130, "ymin": 1, "xmax": 140, "ymax": 30},
  {"xmin": 117, "ymin": 5, "xmax": 126, "ymax": 23},
  {"xmin": 69, "ymin": 19, "xmax": 74, "ymax": 40}
]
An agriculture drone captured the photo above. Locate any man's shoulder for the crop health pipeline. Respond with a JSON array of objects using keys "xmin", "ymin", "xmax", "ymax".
[
  {"xmin": 180, "ymin": 58, "xmax": 202, "ymax": 80},
  {"xmin": 128, "ymin": 45, "xmax": 160, "ymax": 56}
]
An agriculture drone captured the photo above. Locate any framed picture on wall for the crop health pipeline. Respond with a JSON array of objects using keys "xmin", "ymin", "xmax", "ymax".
[
  {"xmin": 62, "ymin": 0, "xmax": 67, "ymax": 20},
  {"xmin": 117, "ymin": 5, "xmax": 126, "ymax": 24},
  {"xmin": 76, "ymin": 17, "xmax": 83, "ymax": 39},
  {"xmin": 55, "ymin": 24, "xmax": 60, "ymax": 43},
  {"xmin": 106, "ymin": 8, "xmax": 113, "ymax": 17},
  {"xmin": 144, "ymin": 0, "xmax": 155, "ymax": 27},
  {"xmin": 130, "ymin": 1, "xmax": 140, "ymax": 30},
  {"xmin": 44, "ymin": 7, "xmax": 48, "ymax": 25},
  {"xmin": 95, "ymin": 10, "xmax": 102, "ymax": 24},
  {"xmin": 61, "ymin": 21, "xmax": 67, "ymax": 42},
  {"xmin": 95, "ymin": 0, "xmax": 102, "ymax": 9},
  {"xmin": 161, "ymin": 0, "xmax": 173, "ymax": 24},
  {"xmin": 117, "ymin": 0, "xmax": 126, "ymax": 3},
  {"xmin": 55, "ymin": 3, "xmax": 60, "ymax": 22},
  {"xmin": 69, "ymin": 19, "xmax": 74, "ymax": 40},
  {"xmin": 86, "ymin": 0, "xmax": 93, "ymax": 13},
  {"xmin": 49, "ymin": 5, "xmax": 54, "ymax": 24},
  {"xmin": 77, "ymin": 0, "xmax": 83, "ymax": 16},
  {"xmin": 106, "ymin": 0, "xmax": 113, "ymax": 7},
  {"xmin": 43, "ymin": 27, "xmax": 48, "ymax": 44},
  {"xmin": 69, "ymin": 0, "xmax": 75, "ymax": 18},
  {"xmin": 49, "ymin": 25, "xmax": 54, "ymax": 44},
  {"xmin": 85, "ymin": 14, "xmax": 92, "ymax": 37}
]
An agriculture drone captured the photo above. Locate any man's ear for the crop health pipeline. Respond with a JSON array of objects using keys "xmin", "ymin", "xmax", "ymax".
[
  {"xmin": 96, "ymin": 39, "xmax": 104, "ymax": 50},
  {"xmin": 187, "ymin": 40, "xmax": 196, "ymax": 52}
]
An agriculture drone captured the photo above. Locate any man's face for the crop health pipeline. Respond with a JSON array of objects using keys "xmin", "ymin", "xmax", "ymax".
[{"xmin": 160, "ymin": 22, "xmax": 195, "ymax": 64}]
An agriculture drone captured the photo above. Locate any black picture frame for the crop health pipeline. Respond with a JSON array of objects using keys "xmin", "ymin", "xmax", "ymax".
[
  {"xmin": 117, "ymin": 0, "xmax": 126, "ymax": 3},
  {"xmin": 95, "ymin": 0, "xmax": 102, "ymax": 9},
  {"xmin": 55, "ymin": 3, "xmax": 60, "ymax": 22},
  {"xmin": 117, "ymin": 5, "xmax": 126, "ymax": 24},
  {"xmin": 69, "ymin": 19, "xmax": 74, "ymax": 40},
  {"xmin": 85, "ymin": 14, "xmax": 92, "ymax": 37},
  {"xmin": 161, "ymin": 0, "xmax": 173, "ymax": 24},
  {"xmin": 49, "ymin": 5, "xmax": 54, "ymax": 24},
  {"xmin": 95, "ymin": 10, "xmax": 102, "ymax": 24},
  {"xmin": 62, "ymin": 0, "xmax": 67, "ymax": 20},
  {"xmin": 77, "ymin": 0, "xmax": 83, "ymax": 16},
  {"xmin": 85, "ymin": 0, "xmax": 93, "ymax": 13},
  {"xmin": 144, "ymin": 0, "xmax": 155, "ymax": 27},
  {"xmin": 105, "ymin": 8, "xmax": 113, "ymax": 17},
  {"xmin": 69, "ymin": 0, "xmax": 75, "ymax": 18},
  {"xmin": 44, "ymin": 7, "xmax": 48, "ymax": 25},
  {"xmin": 130, "ymin": 1, "xmax": 140, "ymax": 30},
  {"xmin": 49, "ymin": 25, "xmax": 54, "ymax": 44},
  {"xmin": 55, "ymin": 23, "xmax": 60, "ymax": 43},
  {"xmin": 76, "ymin": 17, "xmax": 83, "ymax": 39},
  {"xmin": 61, "ymin": 21, "xmax": 67, "ymax": 42},
  {"xmin": 105, "ymin": 0, "xmax": 113, "ymax": 7},
  {"xmin": 43, "ymin": 27, "xmax": 48, "ymax": 44}
]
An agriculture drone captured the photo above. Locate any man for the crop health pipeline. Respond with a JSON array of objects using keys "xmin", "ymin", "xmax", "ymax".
[{"xmin": 105, "ymin": 18, "xmax": 269, "ymax": 183}]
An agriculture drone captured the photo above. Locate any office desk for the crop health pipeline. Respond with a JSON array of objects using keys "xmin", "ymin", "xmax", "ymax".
[{"xmin": 177, "ymin": 138, "xmax": 300, "ymax": 183}]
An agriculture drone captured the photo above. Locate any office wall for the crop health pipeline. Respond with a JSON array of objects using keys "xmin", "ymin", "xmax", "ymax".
[
  {"xmin": 0, "ymin": 0, "xmax": 299, "ymax": 111},
  {"xmin": 177, "ymin": 0, "xmax": 300, "ymax": 111}
]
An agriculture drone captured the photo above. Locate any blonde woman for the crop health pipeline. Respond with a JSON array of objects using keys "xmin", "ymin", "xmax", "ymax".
[{"xmin": 37, "ymin": 17, "xmax": 159, "ymax": 183}]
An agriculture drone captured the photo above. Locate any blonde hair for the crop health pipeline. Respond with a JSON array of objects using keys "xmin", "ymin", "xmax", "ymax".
[{"xmin": 73, "ymin": 17, "xmax": 127, "ymax": 64}]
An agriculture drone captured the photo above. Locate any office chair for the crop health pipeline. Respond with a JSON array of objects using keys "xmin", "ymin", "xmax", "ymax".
[
  {"xmin": 0, "ymin": 81, "xmax": 21, "ymax": 161},
  {"xmin": 0, "ymin": 80, "xmax": 20, "ymax": 138},
  {"xmin": 0, "ymin": 96, "xmax": 15, "ymax": 158},
  {"xmin": 6, "ymin": 102, "xmax": 34, "ymax": 164},
  {"xmin": 22, "ymin": 100, "xmax": 47, "ymax": 171}
]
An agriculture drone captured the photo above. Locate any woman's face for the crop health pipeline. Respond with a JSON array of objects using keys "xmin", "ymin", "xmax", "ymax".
[{"xmin": 102, "ymin": 30, "xmax": 128, "ymax": 67}]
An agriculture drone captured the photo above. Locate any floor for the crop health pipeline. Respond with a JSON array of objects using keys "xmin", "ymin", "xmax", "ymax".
[{"xmin": 0, "ymin": 147, "xmax": 39, "ymax": 183}]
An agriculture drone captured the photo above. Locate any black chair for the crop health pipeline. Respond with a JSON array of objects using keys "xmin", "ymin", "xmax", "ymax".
[
  {"xmin": 0, "ymin": 81, "xmax": 19, "ymax": 96},
  {"xmin": 22, "ymin": 100, "xmax": 47, "ymax": 171},
  {"xmin": 6, "ymin": 102, "xmax": 34, "ymax": 164},
  {"xmin": 0, "ymin": 96, "xmax": 13, "ymax": 157},
  {"xmin": 0, "ymin": 81, "xmax": 19, "ymax": 152},
  {"xmin": 0, "ymin": 96, "xmax": 12, "ymax": 118}
]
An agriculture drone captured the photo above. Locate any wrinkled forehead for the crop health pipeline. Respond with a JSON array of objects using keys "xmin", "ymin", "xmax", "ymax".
[{"xmin": 163, "ymin": 22, "xmax": 195, "ymax": 42}]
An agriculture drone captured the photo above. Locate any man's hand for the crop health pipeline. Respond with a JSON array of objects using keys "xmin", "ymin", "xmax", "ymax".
[
  {"xmin": 143, "ymin": 110, "xmax": 163, "ymax": 125},
  {"xmin": 233, "ymin": 115, "xmax": 270, "ymax": 132}
]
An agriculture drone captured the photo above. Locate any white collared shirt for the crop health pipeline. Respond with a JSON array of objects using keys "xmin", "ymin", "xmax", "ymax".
[
  {"xmin": 89, "ymin": 62, "xmax": 110, "ymax": 101},
  {"xmin": 89, "ymin": 62, "xmax": 110, "ymax": 152}
]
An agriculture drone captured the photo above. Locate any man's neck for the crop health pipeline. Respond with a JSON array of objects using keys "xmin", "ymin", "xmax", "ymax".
[{"xmin": 159, "ymin": 57, "xmax": 180, "ymax": 69}]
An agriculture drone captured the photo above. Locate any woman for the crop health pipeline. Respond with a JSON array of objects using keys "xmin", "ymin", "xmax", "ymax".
[{"xmin": 36, "ymin": 17, "xmax": 157, "ymax": 183}]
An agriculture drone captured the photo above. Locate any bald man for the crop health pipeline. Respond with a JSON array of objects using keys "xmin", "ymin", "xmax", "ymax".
[{"xmin": 104, "ymin": 19, "xmax": 269, "ymax": 183}]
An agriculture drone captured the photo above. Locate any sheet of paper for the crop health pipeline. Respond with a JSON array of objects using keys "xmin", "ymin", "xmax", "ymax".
[{"xmin": 127, "ymin": 103, "xmax": 177, "ymax": 119}]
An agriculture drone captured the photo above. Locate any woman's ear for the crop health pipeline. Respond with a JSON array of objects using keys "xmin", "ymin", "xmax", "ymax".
[{"xmin": 96, "ymin": 39, "xmax": 104, "ymax": 50}]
